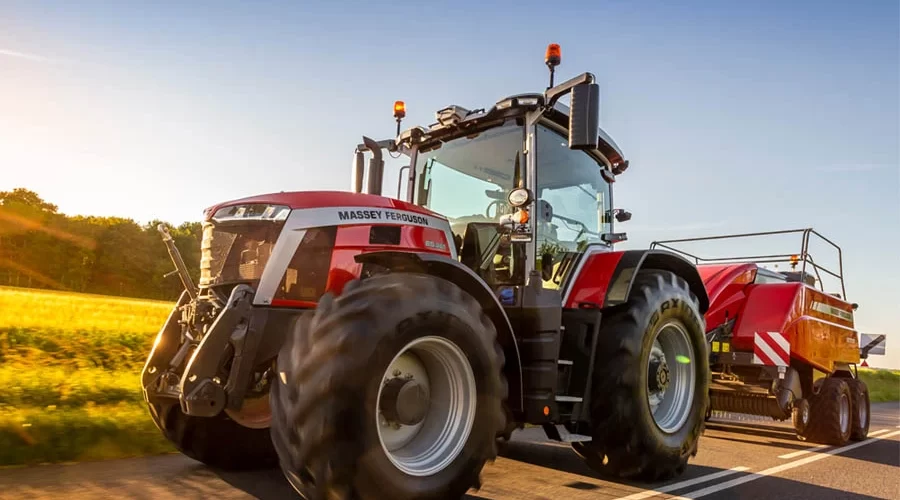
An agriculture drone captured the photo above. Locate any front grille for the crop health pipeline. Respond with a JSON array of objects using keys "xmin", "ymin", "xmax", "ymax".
[{"xmin": 199, "ymin": 220, "xmax": 285, "ymax": 288}]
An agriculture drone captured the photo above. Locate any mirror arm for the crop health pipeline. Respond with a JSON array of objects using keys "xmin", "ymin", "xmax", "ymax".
[{"xmin": 545, "ymin": 72, "xmax": 596, "ymax": 106}]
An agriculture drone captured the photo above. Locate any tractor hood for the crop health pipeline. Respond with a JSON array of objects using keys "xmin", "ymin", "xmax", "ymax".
[{"xmin": 202, "ymin": 190, "xmax": 444, "ymax": 222}]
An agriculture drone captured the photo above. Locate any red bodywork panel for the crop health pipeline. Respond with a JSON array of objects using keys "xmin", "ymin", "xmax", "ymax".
[
  {"xmin": 563, "ymin": 251, "xmax": 625, "ymax": 309},
  {"xmin": 203, "ymin": 190, "xmax": 442, "ymax": 221},
  {"xmin": 324, "ymin": 224, "xmax": 453, "ymax": 295},
  {"xmin": 700, "ymin": 263, "xmax": 860, "ymax": 373}
]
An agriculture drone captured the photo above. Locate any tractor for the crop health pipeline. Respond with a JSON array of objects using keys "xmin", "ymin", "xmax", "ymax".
[
  {"xmin": 141, "ymin": 44, "xmax": 711, "ymax": 499},
  {"xmin": 652, "ymin": 229, "xmax": 870, "ymax": 445}
]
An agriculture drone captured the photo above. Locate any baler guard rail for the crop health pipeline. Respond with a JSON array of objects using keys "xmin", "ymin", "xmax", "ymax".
[{"xmin": 650, "ymin": 228, "xmax": 846, "ymax": 299}]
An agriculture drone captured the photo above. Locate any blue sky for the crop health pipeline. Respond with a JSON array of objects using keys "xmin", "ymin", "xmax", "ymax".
[{"xmin": 1, "ymin": 1, "xmax": 898, "ymax": 367}]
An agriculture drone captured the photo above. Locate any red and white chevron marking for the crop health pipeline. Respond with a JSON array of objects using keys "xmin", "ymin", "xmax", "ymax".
[{"xmin": 752, "ymin": 331, "xmax": 791, "ymax": 366}]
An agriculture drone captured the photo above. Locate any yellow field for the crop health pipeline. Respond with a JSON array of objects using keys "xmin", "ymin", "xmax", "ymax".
[
  {"xmin": 0, "ymin": 286, "xmax": 172, "ymax": 335},
  {"xmin": 0, "ymin": 286, "xmax": 176, "ymax": 466}
]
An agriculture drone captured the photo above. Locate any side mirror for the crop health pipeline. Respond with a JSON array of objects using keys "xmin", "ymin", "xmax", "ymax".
[
  {"xmin": 614, "ymin": 209, "xmax": 632, "ymax": 223},
  {"xmin": 568, "ymin": 82, "xmax": 600, "ymax": 150}
]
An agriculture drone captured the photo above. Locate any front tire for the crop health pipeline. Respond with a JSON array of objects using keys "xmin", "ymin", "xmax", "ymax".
[
  {"xmin": 147, "ymin": 400, "xmax": 278, "ymax": 470},
  {"xmin": 270, "ymin": 273, "xmax": 507, "ymax": 500},
  {"xmin": 573, "ymin": 269, "xmax": 709, "ymax": 482}
]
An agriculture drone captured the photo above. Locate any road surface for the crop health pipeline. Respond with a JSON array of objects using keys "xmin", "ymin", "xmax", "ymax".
[{"xmin": 1, "ymin": 402, "xmax": 897, "ymax": 499}]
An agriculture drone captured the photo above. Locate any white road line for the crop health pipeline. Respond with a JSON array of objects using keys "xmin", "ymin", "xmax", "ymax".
[
  {"xmin": 615, "ymin": 467, "xmax": 750, "ymax": 500},
  {"xmin": 777, "ymin": 444, "xmax": 828, "ymax": 459},
  {"xmin": 670, "ymin": 430, "xmax": 900, "ymax": 499},
  {"xmin": 778, "ymin": 429, "xmax": 890, "ymax": 459}
]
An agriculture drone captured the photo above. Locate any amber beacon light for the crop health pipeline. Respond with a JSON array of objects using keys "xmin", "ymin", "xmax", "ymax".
[
  {"xmin": 545, "ymin": 43, "xmax": 561, "ymax": 87},
  {"xmin": 393, "ymin": 100, "xmax": 406, "ymax": 135},
  {"xmin": 545, "ymin": 43, "xmax": 561, "ymax": 67}
]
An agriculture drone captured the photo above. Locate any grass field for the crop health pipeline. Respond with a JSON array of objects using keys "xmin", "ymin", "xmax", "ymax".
[
  {"xmin": 858, "ymin": 367, "xmax": 900, "ymax": 402},
  {"xmin": 0, "ymin": 286, "xmax": 174, "ymax": 466},
  {"xmin": 0, "ymin": 285, "xmax": 897, "ymax": 466}
]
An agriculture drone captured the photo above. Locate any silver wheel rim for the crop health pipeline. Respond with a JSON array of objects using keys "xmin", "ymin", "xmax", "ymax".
[
  {"xmin": 376, "ymin": 336, "xmax": 477, "ymax": 477},
  {"xmin": 647, "ymin": 321, "xmax": 696, "ymax": 433},
  {"xmin": 839, "ymin": 393, "xmax": 850, "ymax": 434}
]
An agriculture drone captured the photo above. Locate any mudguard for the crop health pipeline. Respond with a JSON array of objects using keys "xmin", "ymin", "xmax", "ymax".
[
  {"xmin": 354, "ymin": 250, "xmax": 524, "ymax": 412},
  {"xmin": 564, "ymin": 248, "xmax": 710, "ymax": 313}
]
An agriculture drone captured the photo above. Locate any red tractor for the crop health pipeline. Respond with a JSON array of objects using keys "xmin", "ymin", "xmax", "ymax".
[
  {"xmin": 142, "ymin": 45, "xmax": 711, "ymax": 499},
  {"xmin": 652, "ymin": 229, "xmax": 870, "ymax": 444}
]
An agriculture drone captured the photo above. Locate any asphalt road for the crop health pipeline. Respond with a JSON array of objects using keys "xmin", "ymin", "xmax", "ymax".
[{"xmin": 1, "ymin": 402, "xmax": 897, "ymax": 500}]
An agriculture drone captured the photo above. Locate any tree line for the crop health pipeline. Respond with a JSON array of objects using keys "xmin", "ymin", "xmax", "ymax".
[{"xmin": 0, "ymin": 188, "xmax": 201, "ymax": 301}]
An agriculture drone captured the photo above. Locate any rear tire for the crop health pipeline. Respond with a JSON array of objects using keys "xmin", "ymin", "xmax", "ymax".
[
  {"xmin": 572, "ymin": 269, "xmax": 709, "ymax": 482},
  {"xmin": 147, "ymin": 400, "xmax": 278, "ymax": 470},
  {"xmin": 798, "ymin": 377, "xmax": 852, "ymax": 446},
  {"xmin": 847, "ymin": 378, "xmax": 870, "ymax": 441},
  {"xmin": 270, "ymin": 272, "xmax": 507, "ymax": 500}
]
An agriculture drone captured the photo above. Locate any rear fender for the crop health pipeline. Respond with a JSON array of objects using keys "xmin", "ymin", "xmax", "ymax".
[
  {"xmin": 355, "ymin": 250, "xmax": 523, "ymax": 412},
  {"xmin": 564, "ymin": 248, "xmax": 709, "ymax": 313}
]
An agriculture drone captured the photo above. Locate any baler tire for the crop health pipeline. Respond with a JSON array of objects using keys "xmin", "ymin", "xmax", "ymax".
[
  {"xmin": 147, "ymin": 400, "xmax": 278, "ymax": 471},
  {"xmin": 792, "ymin": 398, "xmax": 811, "ymax": 436},
  {"xmin": 847, "ymin": 378, "xmax": 870, "ymax": 441},
  {"xmin": 798, "ymin": 377, "xmax": 852, "ymax": 446},
  {"xmin": 269, "ymin": 272, "xmax": 507, "ymax": 500},
  {"xmin": 572, "ymin": 269, "xmax": 709, "ymax": 482}
]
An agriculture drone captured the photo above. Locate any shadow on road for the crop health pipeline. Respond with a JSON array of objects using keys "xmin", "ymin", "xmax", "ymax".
[
  {"xmin": 215, "ymin": 466, "xmax": 300, "ymax": 499},
  {"xmin": 496, "ymin": 438, "xmax": 731, "ymax": 491}
]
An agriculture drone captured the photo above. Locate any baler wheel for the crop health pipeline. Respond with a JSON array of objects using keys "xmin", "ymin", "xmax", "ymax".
[
  {"xmin": 797, "ymin": 377, "xmax": 852, "ymax": 446},
  {"xmin": 847, "ymin": 378, "xmax": 870, "ymax": 441},
  {"xmin": 269, "ymin": 272, "xmax": 507, "ymax": 500}
]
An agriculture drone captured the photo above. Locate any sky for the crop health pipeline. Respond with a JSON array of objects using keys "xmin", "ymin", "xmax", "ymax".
[{"xmin": 1, "ymin": 1, "xmax": 898, "ymax": 368}]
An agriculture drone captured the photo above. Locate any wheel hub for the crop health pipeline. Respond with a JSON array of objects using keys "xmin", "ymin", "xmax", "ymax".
[
  {"xmin": 375, "ymin": 336, "xmax": 477, "ymax": 477},
  {"xmin": 380, "ymin": 377, "xmax": 430, "ymax": 426},
  {"xmin": 649, "ymin": 360, "xmax": 670, "ymax": 392},
  {"xmin": 646, "ymin": 322, "xmax": 696, "ymax": 434}
]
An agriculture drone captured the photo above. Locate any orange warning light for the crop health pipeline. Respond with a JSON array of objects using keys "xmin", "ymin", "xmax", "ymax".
[
  {"xmin": 543, "ymin": 405, "xmax": 550, "ymax": 416},
  {"xmin": 393, "ymin": 100, "xmax": 406, "ymax": 119},
  {"xmin": 545, "ymin": 43, "xmax": 561, "ymax": 67}
]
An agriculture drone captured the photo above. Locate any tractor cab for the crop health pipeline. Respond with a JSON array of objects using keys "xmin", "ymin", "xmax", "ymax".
[{"xmin": 352, "ymin": 44, "xmax": 631, "ymax": 296}]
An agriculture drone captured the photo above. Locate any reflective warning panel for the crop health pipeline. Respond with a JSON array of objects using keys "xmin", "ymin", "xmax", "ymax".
[{"xmin": 860, "ymin": 333, "xmax": 887, "ymax": 356}]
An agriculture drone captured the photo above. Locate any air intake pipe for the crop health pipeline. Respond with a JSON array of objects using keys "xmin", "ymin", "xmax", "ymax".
[{"xmin": 352, "ymin": 151, "xmax": 365, "ymax": 194}]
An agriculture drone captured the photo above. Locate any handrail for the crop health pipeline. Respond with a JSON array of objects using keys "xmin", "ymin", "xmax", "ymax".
[{"xmin": 651, "ymin": 228, "xmax": 846, "ymax": 298}]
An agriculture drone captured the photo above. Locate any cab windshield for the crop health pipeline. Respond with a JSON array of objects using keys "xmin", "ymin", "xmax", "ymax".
[
  {"xmin": 412, "ymin": 121, "xmax": 525, "ymax": 284},
  {"xmin": 413, "ymin": 121, "xmax": 524, "ymax": 239}
]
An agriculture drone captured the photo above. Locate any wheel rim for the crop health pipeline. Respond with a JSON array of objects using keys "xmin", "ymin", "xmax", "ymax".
[
  {"xmin": 647, "ymin": 321, "xmax": 696, "ymax": 433},
  {"xmin": 376, "ymin": 335, "xmax": 477, "ymax": 477},
  {"xmin": 839, "ymin": 393, "xmax": 850, "ymax": 434}
]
